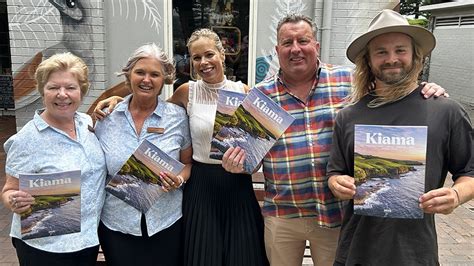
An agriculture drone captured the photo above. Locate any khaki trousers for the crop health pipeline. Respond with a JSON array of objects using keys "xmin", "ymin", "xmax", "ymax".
[{"xmin": 264, "ymin": 216, "xmax": 339, "ymax": 266}]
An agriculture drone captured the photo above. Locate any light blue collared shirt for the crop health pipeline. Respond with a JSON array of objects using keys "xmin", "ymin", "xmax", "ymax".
[
  {"xmin": 5, "ymin": 110, "xmax": 106, "ymax": 253},
  {"xmin": 94, "ymin": 95, "xmax": 191, "ymax": 236}
]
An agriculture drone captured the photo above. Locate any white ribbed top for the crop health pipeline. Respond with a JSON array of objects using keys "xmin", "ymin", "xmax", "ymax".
[{"xmin": 187, "ymin": 77, "xmax": 245, "ymax": 164}]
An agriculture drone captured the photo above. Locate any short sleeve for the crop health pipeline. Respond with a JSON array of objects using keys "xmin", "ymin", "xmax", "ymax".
[
  {"xmin": 177, "ymin": 106, "xmax": 192, "ymax": 150},
  {"xmin": 4, "ymin": 134, "xmax": 33, "ymax": 178},
  {"xmin": 326, "ymin": 111, "xmax": 350, "ymax": 177},
  {"xmin": 449, "ymin": 107, "xmax": 474, "ymax": 180}
]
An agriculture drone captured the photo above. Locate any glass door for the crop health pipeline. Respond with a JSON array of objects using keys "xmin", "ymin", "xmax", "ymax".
[{"xmin": 172, "ymin": 0, "xmax": 250, "ymax": 90}]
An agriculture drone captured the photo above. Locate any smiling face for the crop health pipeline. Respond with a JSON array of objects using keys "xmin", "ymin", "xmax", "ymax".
[
  {"xmin": 42, "ymin": 70, "xmax": 82, "ymax": 121},
  {"xmin": 189, "ymin": 37, "xmax": 225, "ymax": 84},
  {"xmin": 129, "ymin": 57, "xmax": 165, "ymax": 101},
  {"xmin": 276, "ymin": 20, "xmax": 320, "ymax": 81},
  {"xmin": 368, "ymin": 32, "xmax": 414, "ymax": 86}
]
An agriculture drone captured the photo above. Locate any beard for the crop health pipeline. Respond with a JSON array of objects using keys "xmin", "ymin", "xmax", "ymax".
[{"xmin": 372, "ymin": 63, "xmax": 412, "ymax": 85}]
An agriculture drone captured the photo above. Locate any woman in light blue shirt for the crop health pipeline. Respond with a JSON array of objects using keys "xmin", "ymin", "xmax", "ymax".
[
  {"xmin": 1, "ymin": 53, "xmax": 106, "ymax": 266},
  {"xmin": 94, "ymin": 43, "xmax": 192, "ymax": 266}
]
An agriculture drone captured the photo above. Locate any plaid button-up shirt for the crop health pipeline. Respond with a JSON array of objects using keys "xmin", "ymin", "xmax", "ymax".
[{"xmin": 256, "ymin": 62, "xmax": 352, "ymax": 228}]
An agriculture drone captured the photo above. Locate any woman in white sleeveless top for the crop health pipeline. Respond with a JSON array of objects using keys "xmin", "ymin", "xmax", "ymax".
[{"xmin": 169, "ymin": 29, "xmax": 268, "ymax": 266}]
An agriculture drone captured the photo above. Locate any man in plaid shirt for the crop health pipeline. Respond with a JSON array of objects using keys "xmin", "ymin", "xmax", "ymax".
[
  {"xmin": 254, "ymin": 14, "xmax": 351, "ymax": 266},
  {"xmin": 218, "ymin": 13, "xmax": 445, "ymax": 266},
  {"xmin": 223, "ymin": 13, "xmax": 354, "ymax": 265},
  {"xmin": 223, "ymin": 13, "xmax": 354, "ymax": 266}
]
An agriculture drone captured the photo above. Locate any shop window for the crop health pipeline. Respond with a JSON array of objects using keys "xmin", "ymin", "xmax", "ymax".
[{"xmin": 172, "ymin": 0, "xmax": 250, "ymax": 90}]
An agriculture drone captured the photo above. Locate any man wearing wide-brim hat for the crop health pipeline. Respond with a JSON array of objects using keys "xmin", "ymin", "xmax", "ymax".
[{"xmin": 326, "ymin": 9, "xmax": 474, "ymax": 266}]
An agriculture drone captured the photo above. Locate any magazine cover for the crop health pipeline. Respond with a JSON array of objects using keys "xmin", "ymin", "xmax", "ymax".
[
  {"xmin": 210, "ymin": 89, "xmax": 246, "ymax": 160},
  {"xmin": 106, "ymin": 139, "xmax": 185, "ymax": 213},
  {"xmin": 19, "ymin": 170, "xmax": 81, "ymax": 240},
  {"xmin": 211, "ymin": 89, "xmax": 295, "ymax": 173},
  {"xmin": 353, "ymin": 124, "xmax": 427, "ymax": 219}
]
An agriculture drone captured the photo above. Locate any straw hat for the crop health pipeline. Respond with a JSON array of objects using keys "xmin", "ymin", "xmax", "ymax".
[{"xmin": 346, "ymin": 9, "xmax": 436, "ymax": 63}]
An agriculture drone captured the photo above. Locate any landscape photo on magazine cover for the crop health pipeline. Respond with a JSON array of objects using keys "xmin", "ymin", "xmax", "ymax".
[
  {"xmin": 210, "ymin": 90, "xmax": 245, "ymax": 160},
  {"xmin": 19, "ymin": 170, "xmax": 81, "ymax": 240},
  {"xmin": 106, "ymin": 140, "xmax": 183, "ymax": 213},
  {"xmin": 211, "ymin": 89, "xmax": 294, "ymax": 173},
  {"xmin": 353, "ymin": 125, "xmax": 427, "ymax": 219}
]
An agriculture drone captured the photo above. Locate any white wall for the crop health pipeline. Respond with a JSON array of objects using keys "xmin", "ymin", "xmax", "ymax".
[
  {"xmin": 421, "ymin": 3, "xmax": 474, "ymax": 119},
  {"xmin": 328, "ymin": 0, "xmax": 399, "ymax": 66},
  {"xmin": 104, "ymin": 0, "xmax": 167, "ymax": 92}
]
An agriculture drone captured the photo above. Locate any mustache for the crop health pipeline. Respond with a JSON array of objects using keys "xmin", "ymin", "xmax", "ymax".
[{"xmin": 381, "ymin": 62, "xmax": 403, "ymax": 69}]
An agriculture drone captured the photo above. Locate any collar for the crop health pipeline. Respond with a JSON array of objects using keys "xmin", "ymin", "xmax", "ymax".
[
  {"xmin": 276, "ymin": 60, "xmax": 322, "ymax": 87},
  {"xmin": 275, "ymin": 61, "xmax": 323, "ymax": 102},
  {"xmin": 201, "ymin": 76, "xmax": 227, "ymax": 89},
  {"xmin": 117, "ymin": 94, "xmax": 165, "ymax": 118},
  {"xmin": 33, "ymin": 109, "xmax": 81, "ymax": 132}
]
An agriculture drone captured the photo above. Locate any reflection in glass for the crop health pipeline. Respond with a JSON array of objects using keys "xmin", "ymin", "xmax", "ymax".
[{"xmin": 172, "ymin": 0, "xmax": 249, "ymax": 89}]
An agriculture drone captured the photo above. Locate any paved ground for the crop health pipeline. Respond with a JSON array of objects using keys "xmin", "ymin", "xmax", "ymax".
[{"xmin": 0, "ymin": 115, "xmax": 473, "ymax": 265}]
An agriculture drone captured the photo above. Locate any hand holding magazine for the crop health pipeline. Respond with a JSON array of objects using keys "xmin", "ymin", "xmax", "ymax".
[
  {"xmin": 210, "ymin": 89, "xmax": 246, "ymax": 160},
  {"xmin": 353, "ymin": 125, "xmax": 427, "ymax": 219},
  {"xmin": 211, "ymin": 89, "xmax": 295, "ymax": 173},
  {"xmin": 19, "ymin": 170, "xmax": 81, "ymax": 240},
  {"xmin": 106, "ymin": 139, "xmax": 184, "ymax": 213}
]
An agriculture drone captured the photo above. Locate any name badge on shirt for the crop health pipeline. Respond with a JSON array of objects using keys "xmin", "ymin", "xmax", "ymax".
[{"xmin": 147, "ymin": 127, "xmax": 165, "ymax": 134}]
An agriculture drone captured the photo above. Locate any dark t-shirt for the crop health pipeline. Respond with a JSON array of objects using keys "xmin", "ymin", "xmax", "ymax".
[{"xmin": 327, "ymin": 86, "xmax": 474, "ymax": 265}]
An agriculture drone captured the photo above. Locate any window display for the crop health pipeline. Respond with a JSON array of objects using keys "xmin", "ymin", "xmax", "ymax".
[{"xmin": 172, "ymin": 0, "xmax": 249, "ymax": 88}]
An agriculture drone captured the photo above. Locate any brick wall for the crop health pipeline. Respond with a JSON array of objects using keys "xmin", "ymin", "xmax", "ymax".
[
  {"xmin": 254, "ymin": 0, "xmax": 398, "ymax": 82},
  {"xmin": 324, "ymin": 0, "xmax": 399, "ymax": 66},
  {"xmin": 7, "ymin": 0, "xmax": 105, "ymax": 130}
]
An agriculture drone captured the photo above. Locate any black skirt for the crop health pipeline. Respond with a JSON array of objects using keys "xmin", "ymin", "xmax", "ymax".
[{"xmin": 182, "ymin": 161, "xmax": 269, "ymax": 266}]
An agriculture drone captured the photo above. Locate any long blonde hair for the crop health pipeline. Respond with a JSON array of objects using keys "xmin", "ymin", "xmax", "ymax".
[{"xmin": 350, "ymin": 39, "xmax": 425, "ymax": 108}]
